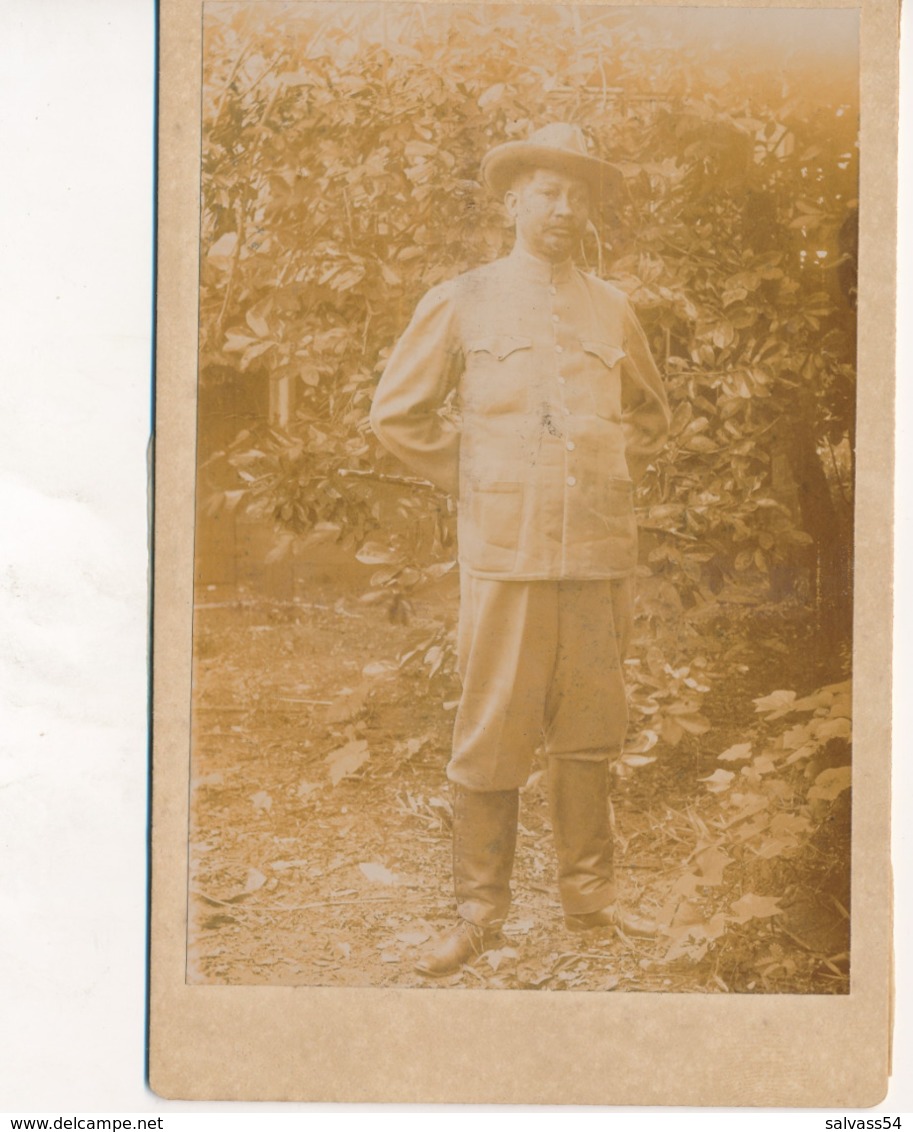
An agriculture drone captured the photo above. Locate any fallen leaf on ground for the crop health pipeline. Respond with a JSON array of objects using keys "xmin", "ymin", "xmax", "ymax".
[
  {"xmin": 192, "ymin": 772, "xmax": 225, "ymax": 788},
  {"xmin": 270, "ymin": 859, "xmax": 310, "ymax": 871},
  {"xmin": 395, "ymin": 733, "xmax": 434, "ymax": 760},
  {"xmin": 326, "ymin": 685, "xmax": 368, "ymax": 723},
  {"xmin": 244, "ymin": 867, "xmax": 266, "ymax": 893},
  {"xmin": 395, "ymin": 930, "xmax": 430, "ymax": 946},
  {"xmin": 326, "ymin": 739, "xmax": 370, "ymax": 785},
  {"xmin": 362, "ymin": 660, "xmax": 400, "ymax": 679},
  {"xmin": 516, "ymin": 965, "xmax": 552, "ymax": 987},
  {"xmin": 756, "ymin": 836, "xmax": 797, "ymax": 859},
  {"xmin": 485, "ymin": 947, "xmax": 519, "ymax": 972},
  {"xmin": 510, "ymin": 919, "xmax": 536, "ymax": 935},
  {"xmin": 694, "ymin": 846, "xmax": 732, "ymax": 886},
  {"xmin": 729, "ymin": 893, "xmax": 782, "ymax": 923},
  {"xmin": 359, "ymin": 861, "xmax": 400, "ymax": 885}
]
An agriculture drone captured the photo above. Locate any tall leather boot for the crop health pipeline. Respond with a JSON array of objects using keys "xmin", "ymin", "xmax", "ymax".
[
  {"xmin": 414, "ymin": 785, "xmax": 518, "ymax": 977},
  {"xmin": 548, "ymin": 756, "xmax": 655, "ymax": 937},
  {"xmin": 548, "ymin": 756, "xmax": 617, "ymax": 915}
]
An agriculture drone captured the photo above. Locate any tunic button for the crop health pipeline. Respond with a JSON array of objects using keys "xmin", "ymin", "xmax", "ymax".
[
  {"xmin": 551, "ymin": 314, "xmax": 559, "ymax": 323},
  {"xmin": 555, "ymin": 344, "xmax": 564, "ymax": 353},
  {"xmin": 549, "ymin": 285, "xmax": 557, "ymax": 295},
  {"xmin": 566, "ymin": 440, "xmax": 575, "ymax": 451},
  {"xmin": 567, "ymin": 475, "xmax": 577, "ymax": 487},
  {"xmin": 562, "ymin": 406, "xmax": 571, "ymax": 415},
  {"xmin": 557, "ymin": 376, "xmax": 566, "ymax": 385}
]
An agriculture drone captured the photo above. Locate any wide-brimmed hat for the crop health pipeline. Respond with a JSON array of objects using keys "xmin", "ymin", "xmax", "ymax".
[{"xmin": 481, "ymin": 122, "xmax": 623, "ymax": 200}]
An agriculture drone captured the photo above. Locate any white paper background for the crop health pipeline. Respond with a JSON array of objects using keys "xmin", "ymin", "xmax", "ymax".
[{"xmin": 0, "ymin": 0, "xmax": 909, "ymax": 1119}]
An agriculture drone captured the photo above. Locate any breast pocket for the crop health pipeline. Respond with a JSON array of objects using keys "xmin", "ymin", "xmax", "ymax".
[
  {"xmin": 582, "ymin": 340, "xmax": 626, "ymax": 420},
  {"xmin": 462, "ymin": 336, "xmax": 533, "ymax": 415}
]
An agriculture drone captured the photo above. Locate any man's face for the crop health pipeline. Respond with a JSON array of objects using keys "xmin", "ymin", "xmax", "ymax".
[{"xmin": 505, "ymin": 167, "xmax": 591, "ymax": 263}]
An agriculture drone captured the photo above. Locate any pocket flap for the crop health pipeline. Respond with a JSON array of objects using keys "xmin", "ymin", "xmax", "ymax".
[
  {"xmin": 468, "ymin": 336, "xmax": 533, "ymax": 361},
  {"xmin": 582, "ymin": 341, "xmax": 627, "ymax": 369}
]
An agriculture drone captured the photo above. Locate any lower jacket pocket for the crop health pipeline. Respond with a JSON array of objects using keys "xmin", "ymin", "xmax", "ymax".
[
  {"xmin": 595, "ymin": 477, "xmax": 638, "ymax": 551},
  {"xmin": 465, "ymin": 482, "xmax": 523, "ymax": 572}
]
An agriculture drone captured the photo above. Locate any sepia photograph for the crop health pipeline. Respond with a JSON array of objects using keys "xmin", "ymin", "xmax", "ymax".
[
  {"xmin": 187, "ymin": 1, "xmax": 858, "ymax": 995},
  {"xmin": 150, "ymin": 0, "xmax": 894, "ymax": 1104}
]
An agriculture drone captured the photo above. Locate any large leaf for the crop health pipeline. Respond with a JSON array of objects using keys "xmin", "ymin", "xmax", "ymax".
[
  {"xmin": 325, "ymin": 739, "xmax": 370, "ymax": 785},
  {"xmin": 699, "ymin": 768, "xmax": 734, "ymax": 793},
  {"xmin": 717, "ymin": 742, "xmax": 753, "ymax": 763},
  {"xmin": 694, "ymin": 845, "xmax": 732, "ymax": 886},
  {"xmin": 355, "ymin": 541, "xmax": 400, "ymax": 565},
  {"xmin": 753, "ymin": 690, "xmax": 797, "ymax": 717},
  {"xmin": 729, "ymin": 893, "xmax": 782, "ymax": 923},
  {"xmin": 807, "ymin": 766, "xmax": 852, "ymax": 803}
]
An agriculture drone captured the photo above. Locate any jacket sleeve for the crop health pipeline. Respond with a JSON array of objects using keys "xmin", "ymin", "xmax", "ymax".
[
  {"xmin": 621, "ymin": 300, "xmax": 671, "ymax": 481},
  {"xmin": 369, "ymin": 283, "xmax": 463, "ymax": 496}
]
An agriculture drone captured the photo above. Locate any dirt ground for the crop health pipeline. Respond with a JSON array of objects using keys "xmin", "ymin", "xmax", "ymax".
[{"xmin": 186, "ymin": 571, "xmax": 850, "ymax": 994}]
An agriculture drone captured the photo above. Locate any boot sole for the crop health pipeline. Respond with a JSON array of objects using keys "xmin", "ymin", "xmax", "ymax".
[
  {"xmin": 414, "ymin": 962, "xmax": 462, "ymax": 978},
  {"xmin": 565, "ymin": 915, "xmax": 656, "ymax": 938},
  {"xmin": 413, "ymin": 932, "xmax": 505, "ymax": 977},
  {"xmin": 564, "ymin": 916, "xmax": 616, "ymax": 933}
]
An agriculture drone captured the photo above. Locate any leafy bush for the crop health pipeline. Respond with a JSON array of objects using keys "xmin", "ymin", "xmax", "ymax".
[
  {"xmin": 654, "ymin": 679, "xmax": 851, "ymax": 987},
  {"xmin": 198, "ymin": 3, "xmax": 856, "ymax": 779}
]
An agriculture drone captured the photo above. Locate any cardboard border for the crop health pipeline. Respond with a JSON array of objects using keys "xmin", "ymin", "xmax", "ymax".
[{"xmin": 150, "ymin": 0, "xmax": 895, "ymax": 1104}]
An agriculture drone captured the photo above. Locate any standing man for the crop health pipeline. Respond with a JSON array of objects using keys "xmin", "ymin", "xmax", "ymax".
[{"xmin": 370, "ymin": 123, "xmax": 670, "ymax": 977}]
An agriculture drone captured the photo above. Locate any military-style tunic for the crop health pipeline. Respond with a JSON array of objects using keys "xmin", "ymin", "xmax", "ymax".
[{"xmin": 370, "ymin": 246, "xmax": 670, "ymax": 581}]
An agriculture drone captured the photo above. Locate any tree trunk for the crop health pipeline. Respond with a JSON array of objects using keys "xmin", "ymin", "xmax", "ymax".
[{"xmin": 786, "ymin": 421, "xmax": 853, "ymax": 660}]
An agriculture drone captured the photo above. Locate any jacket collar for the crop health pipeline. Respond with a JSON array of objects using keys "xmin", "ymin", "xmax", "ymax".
[{"xmin": 508, "ymin": 244, "xmax": 575, "ymax": 284}]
